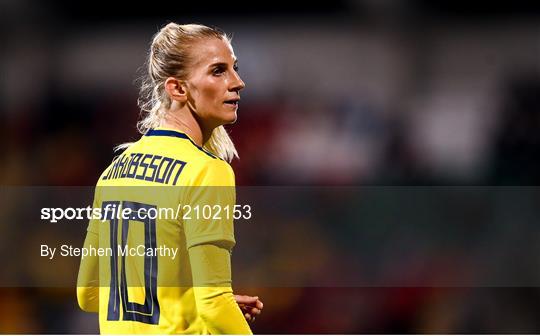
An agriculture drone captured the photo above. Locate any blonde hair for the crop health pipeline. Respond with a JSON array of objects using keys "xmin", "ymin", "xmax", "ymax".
[{"xmin": 119, "ymin": 22, "xmax": 238, "ymax": 162}]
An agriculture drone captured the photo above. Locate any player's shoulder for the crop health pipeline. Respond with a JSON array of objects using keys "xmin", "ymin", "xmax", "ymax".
[
  {"xmin": 143, "ymin": 128, "xmax": 234, "ymax": 186},
  {"xmin": 145, "ymin": 128, "xmax": 219, "ymax": 161},
  {"xmin": 195, "ymin": 156, "xmax": 233, "ymax": 174},
  {"xmin": 189, "ymin": 155, "xmax": 234, "ymax": 185}
]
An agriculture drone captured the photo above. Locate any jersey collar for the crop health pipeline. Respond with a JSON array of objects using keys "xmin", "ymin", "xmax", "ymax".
[{"xmin": 145, "ymin": 128, "xmax": 218, "ymax": 159}]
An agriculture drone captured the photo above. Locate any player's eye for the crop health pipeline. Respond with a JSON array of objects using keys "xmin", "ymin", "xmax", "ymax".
[
  {"xmin": 212, "ymin": 66, "xmax": 226, "ymax": 76},
  {"xmin": 233, "ymin": 63, "xmax": 239, "ymax": 72}
]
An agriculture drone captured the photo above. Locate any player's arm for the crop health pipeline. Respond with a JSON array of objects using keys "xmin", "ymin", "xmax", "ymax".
[
  {"xmin": 189, "ymin": 241, "xmax": 252, "ymax": 335},
  {"xmin": 76, "ymin": 229, "xmax": 99, "ymax": 312},
  {"xmin": 76, "ymin": 193, "xmax": 101, "ymax": 313},
  {"xmin": 185, "ymin": 159, "xmax": 251, "ymax": 334}
]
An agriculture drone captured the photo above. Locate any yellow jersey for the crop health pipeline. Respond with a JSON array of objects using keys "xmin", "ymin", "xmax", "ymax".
[{"xmin": 82, "ymin": 127, "xmax": 246, "ymax": 334}]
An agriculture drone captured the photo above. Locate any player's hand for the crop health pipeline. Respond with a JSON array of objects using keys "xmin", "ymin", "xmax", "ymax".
[{"xmin": 234, "ymin": 294, "xmax": 263, "ymax": 323}]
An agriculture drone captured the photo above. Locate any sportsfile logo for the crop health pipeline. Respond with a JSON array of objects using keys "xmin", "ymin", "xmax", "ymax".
[{"xmin": 40, "ymin": 203, "xmax": 252, "ymax": 223}]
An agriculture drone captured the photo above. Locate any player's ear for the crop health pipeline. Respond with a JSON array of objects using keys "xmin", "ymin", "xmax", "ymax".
[{"xmin": 164, "ymin": 77, "xmax": 188, "ymax": 103}]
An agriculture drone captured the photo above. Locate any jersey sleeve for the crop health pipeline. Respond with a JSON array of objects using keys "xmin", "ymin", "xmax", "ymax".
[
  {"xmin": 183, "ymin": 159, "xmax": 237, "ymax": 250},
  {"xmin": 77, "ymin": 187, "xmax": 102, "ymax": 312},
  {"xmin": 189, "ymin": 244, "xmax": 252, "ymax": 334},
  {"xmin": 77, "ymin": 187, "xmax": 101, "ymax": 312},
  {"xmin": 77, "ymin": 230, "xmax": 100, "ymax": 312},
  {"xmin": 87, "ymin": 185, "xmax": 102, "ymax": 234}
]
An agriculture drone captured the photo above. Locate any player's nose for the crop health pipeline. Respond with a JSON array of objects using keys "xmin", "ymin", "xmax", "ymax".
[{"xmin": 230, "ymin": 71, "xmax": 245, "ymax": 92}]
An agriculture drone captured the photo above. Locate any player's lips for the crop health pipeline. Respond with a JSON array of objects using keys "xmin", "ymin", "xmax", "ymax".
[{"xmin": 223, "ymin": 97, "xmax": 240, "ymax": 107}]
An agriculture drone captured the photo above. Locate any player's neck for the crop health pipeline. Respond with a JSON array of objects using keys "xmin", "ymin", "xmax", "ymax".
[{"xmin": 159, "ymin": 105, "xmax": 213, "ymax": 147}]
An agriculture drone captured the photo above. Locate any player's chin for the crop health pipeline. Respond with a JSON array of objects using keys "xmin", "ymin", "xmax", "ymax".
[{"xmin": 219, "ymin": 110, "xmax": 238, "ymax": 124}]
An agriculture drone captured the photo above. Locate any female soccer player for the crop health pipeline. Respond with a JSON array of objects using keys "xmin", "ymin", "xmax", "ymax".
[{"xmin": 77, "ymin": 22, "xmax": 262, "ymax": 334}]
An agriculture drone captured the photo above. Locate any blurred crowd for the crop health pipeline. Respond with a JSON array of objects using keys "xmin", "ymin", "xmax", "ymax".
[{"xmin": 2, "ymin": 0, "xmax": 540, "ymax": 333}]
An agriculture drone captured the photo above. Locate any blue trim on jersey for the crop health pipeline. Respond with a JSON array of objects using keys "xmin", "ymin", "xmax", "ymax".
[
  {"xmin": 145, "ymin": 129, "xmax": 218, "ymax": 159},
  {"xmin": 145, "ymin": 129, "xmax": 189, "ymax": 139}
]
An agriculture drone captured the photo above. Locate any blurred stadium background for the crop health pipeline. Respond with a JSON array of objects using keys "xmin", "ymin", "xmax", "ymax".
[{"xmin": 2, "ymin": 0, "xmax": 540, "ymax": 333}]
